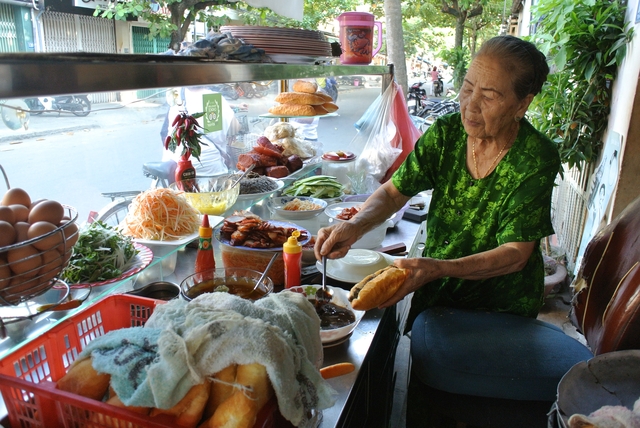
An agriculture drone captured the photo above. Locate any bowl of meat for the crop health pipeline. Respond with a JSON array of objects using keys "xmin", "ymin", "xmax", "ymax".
[
  {"xmin": 324, "ymin": 202, "xmax": 395, "ymax": 250},
  {"xmin": 235, "ymin": 135, "xmax": 305, "ymax": 180},
  {"xmin": 215, "ymin": 213, "xmax": 310, "ymax": 286}
]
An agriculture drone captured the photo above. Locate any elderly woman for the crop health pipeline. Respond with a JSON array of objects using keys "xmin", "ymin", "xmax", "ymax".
[{"xmin": 315, "ymin": 35, "xmax": 560, "ymax": 326}]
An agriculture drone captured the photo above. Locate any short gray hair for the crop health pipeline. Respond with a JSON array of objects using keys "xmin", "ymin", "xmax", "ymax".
[{"xmin": 475, "ymin": 35, "xmax": 549, "ymax": 100}]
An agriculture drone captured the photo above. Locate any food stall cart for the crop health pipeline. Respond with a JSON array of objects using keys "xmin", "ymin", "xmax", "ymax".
[{"xmin": 0, "ymin": 52, "xmax": 425, "ymax": 427}]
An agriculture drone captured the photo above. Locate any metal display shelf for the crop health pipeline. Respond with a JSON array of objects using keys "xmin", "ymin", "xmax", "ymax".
[{"xmin": 0, "ymin": 52, "xmax": 393, "ymax": 99}]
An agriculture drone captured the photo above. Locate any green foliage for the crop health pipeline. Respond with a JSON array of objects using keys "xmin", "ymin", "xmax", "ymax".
[
  {"xmin": 440, "ymin": 46, "xmax": 469, "ymax": 90},
  {"xmin": 527, "ymin": 0, "xmax": 633, "ymax": 170}
]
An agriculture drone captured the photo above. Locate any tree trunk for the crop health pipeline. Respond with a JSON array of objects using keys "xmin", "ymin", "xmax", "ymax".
[
  {"xmin": 384, "ymin": 0, "xmax": 408, "ymax": 97},
  {"xmin": 455, "ymin": 11, "xmax": 466, "ymax": 49}
]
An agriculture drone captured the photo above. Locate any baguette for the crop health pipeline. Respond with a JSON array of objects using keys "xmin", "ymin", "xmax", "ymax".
[
  {"xmin": 204, "ymin": 364, "xmax": 238, "ymax": 420},
  {"xmin": 314, "ymin": 92, "xmax": 334, "ymax": 102},
  {"xmin": 274, "ymin": 92, "xmax": 326, "ymax": 106},
  {"xmin": 292, "ymin": 80, "xmax": 318, "ymax": 94},
  {"xmin": 322, "ymin": 102, "xmax": 339, "ymax": 113},
  {"xmin": 349, "ymin": 265, "xmax": 407, "ymax": 311},
  {"xmin": 150, "ymin": 381, "xmax": 211, "ymax": 428},
  {"xmin": 269, "ymin": 103, "xmax": 315, "ymax": 117},
  {"xmin": 57, "ymin": 357, "xmax": 111, "ymax": 401},
  {"xmin": 200, "ymin": 363, "xmax": 273, "ymax": 428},
  {"xmin": 313, "ymin": 105, "xmax": 329, "ymax": 115}
]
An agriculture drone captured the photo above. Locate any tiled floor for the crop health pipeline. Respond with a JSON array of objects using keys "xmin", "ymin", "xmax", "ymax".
[{"xmin": 389, "ymin": 279, "xmax": 586, "ymax": 428}]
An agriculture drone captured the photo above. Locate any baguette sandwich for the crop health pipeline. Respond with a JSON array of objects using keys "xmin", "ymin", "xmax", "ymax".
[{"xmin": 348, "ymin": 265, "xmax": 407, "ymax": 311}]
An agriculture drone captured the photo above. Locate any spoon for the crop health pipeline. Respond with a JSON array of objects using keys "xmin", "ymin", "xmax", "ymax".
[
  {"xmin": 230, "ymin": 164, "xmax": 255, "ymax": 189},
  {"xmin": 315, "ymin": 255, "xmax": 333, "ymax": 305},
  {"xmin": 252, "ymin": 252, "xmax": 278, "ymax": 294}
]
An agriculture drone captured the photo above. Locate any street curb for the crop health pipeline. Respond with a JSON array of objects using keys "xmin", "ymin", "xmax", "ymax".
[{"xmin": 0, "ymin": 124, "xmax": 100, "ymax": 144}]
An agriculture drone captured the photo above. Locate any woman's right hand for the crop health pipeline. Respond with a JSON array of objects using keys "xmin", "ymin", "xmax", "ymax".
[{"xmin": 314, "ymin": 220, "xmax": 362, "ymax": 260}]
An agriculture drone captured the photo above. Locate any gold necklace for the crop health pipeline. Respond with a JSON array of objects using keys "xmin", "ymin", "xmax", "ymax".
[{"xmin": 471, "ymin": 125, "xmax": 519, "ymax": 179}]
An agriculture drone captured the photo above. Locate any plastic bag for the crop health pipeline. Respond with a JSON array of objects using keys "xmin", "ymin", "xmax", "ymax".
[
  {"xmin": 347, "ymin": 82, "xmax": 421, "ymax": 192},
  {"xmin": 383, "ymin": 83, "xmax": 423, "ymax": 182}
]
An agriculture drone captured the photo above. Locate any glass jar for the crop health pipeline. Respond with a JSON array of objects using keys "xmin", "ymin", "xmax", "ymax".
[{"xmin": 322, "ymin": 151, "xmax": 356, "ymax": 190}]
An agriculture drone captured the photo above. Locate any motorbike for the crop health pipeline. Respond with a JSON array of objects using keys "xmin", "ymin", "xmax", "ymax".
[
  {"xmin": 408, "ymin": 82, "xmax": 428, "ymax": 115},
  {"xmin": 433, "ymin": 77, "xmax": 444, "ymax": 97},
  {"xmin": 25, "ymin": 95, "xmax": 91, "ymax": 117}
]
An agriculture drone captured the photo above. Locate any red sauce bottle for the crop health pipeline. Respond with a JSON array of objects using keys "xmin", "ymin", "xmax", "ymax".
[
  {"xmin": 283, "ymin": 230, "xmax": 302, "ymax": 289},
  {"xmin": 175, "ymin": 150, "xmax": 196, "ymax": 184},
  {"xmin": 195, "ymin": 215, "xmax": 215, "ymax": 278}
]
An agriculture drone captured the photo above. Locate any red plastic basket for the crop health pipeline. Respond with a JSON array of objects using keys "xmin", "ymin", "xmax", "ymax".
[{"xmin": 0, "ymin": 293, "xmax": 284, "ymax": 428}]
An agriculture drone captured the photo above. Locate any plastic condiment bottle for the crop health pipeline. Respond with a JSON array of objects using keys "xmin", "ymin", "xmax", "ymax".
[
  {"xmin": 283, "ymin": 230, "xmax": 302, "ymax": 289},
  {"xmin": 194, "ymin": 214, "xmax": 215, "ymax": 276},
  {"xmin": 175, "ymin": 150, "xmax": 196, "ymax": 184}
]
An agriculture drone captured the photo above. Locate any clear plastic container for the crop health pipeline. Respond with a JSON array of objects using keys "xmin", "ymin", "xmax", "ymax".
[{"xmin": 321, "ymin": 151, "xmax": 356, "ymax": 189}]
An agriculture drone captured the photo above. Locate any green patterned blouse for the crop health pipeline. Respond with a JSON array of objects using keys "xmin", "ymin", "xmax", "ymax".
[{"xmin": 392, "ymin": 113, "xmax": 560, "ymax": 328}]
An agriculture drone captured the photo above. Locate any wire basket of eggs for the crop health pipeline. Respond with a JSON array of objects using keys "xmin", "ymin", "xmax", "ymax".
[{"xmin": 0, "ymin": 188, "xmax": 79, "ymax": 306}]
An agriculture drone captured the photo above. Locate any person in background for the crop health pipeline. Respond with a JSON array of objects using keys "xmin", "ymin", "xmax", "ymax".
[
  {"xmin": 430, "ymin": 66, "xmax": 440, "ymax": 96},
  {"xmin": 161, "ymin": 86, "xmax": 241, "ymax": 175},
  {"xmin": 315, "ymin": 34, "xmax": 560, "ymax": 328}
]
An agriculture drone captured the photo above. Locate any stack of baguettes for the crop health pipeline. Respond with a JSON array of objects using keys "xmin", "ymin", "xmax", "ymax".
[
  {"xmin": 269, "ymin": 80, "xmax": 338, "ymax": 116},
  {"xmin": 57, "ymin": 357, "xmax": 275, "ymax": 428}
]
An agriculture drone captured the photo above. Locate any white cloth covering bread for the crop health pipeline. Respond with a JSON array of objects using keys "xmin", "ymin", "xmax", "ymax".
[{"xmin": 71, "ymin": 292, "xmax": 334, "ymax": 427}]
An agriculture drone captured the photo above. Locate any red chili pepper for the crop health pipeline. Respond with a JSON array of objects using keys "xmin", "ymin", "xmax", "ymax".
[
  {"xmin": 175, "ymin": 127, "xmax": 182, "ymax": 142},
  {"xmin": 164, "ymin": 135, "xmax": 171, "ymax": 150},
  {"xmin": 171, "ymin": 114, "xmax": 182, "ymax": 127}
]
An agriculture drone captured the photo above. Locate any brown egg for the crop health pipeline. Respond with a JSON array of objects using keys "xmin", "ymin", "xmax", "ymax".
[
  {"xmin": 4, "ymin": 276, "xmax": 42, "ymax": 304},
  {"xmin": 62, "ymin": 222, "xmax": 79, "ymax": 249},
  {"xmin": 29, "ymin": 199, "xmax": 46, "ymax": 210},
  {"xmin": 39, "ymin": 249, "xmax": 63, "ymax": 283},
  {"xmin": 1, "ymin": 188, "xmax": 31, "ymax": 207},
  {"xmin": 28, "ymin": 221, "xmax": 63, "ymax": 251},
  {"xmin": 0, "ymin": 206, "xmax": 15, "ymax": 224},
  {"xmin": 0, "ymin": 221, "xmax": 16, "ymax": 247},
  {"xmin": 28, "ymin": 200, "xmax": 64, "ymax": 225},
  {"xmin": 13, "ymin": 222, "xmax": 30, "ymax": 242},
  {"xmin": 7, "ymin": 244, "xmax": 42, "ymax": 278},
  {"xmin": 9, "ymin": 204, "xmax": 29, "ymax": 223},
  {"xmin": 0, "ymin": 258, "xmax": 11, "ymax": 290}
]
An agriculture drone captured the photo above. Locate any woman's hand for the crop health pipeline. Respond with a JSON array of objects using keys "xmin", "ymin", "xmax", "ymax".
[
  {"xmin": 314, "ymin": 221, "xmax": 361, "ymax": 260},
  {"xmin": 378, "ymin": 257, "xmax": 443, "ymax": 308}
]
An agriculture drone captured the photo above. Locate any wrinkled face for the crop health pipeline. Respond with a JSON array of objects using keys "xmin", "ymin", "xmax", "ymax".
[{"xmin": 459, "ymin": 55, "xmax": 532, "ymax": 140}]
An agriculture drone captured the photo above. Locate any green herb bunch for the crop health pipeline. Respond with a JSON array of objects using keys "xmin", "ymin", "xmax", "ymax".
[{"xmin": 61, "ymin": 221, "xmax": 138, "ymax": 284}]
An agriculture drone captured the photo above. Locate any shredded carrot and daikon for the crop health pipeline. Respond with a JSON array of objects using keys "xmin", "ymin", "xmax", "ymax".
[{"xmin": 120, "ymin": 188, "xmax": 200, "ymax": 240}]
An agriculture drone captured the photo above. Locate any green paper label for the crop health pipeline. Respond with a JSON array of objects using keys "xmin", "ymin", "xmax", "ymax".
[{"xmin": 202, "ymin": 93, "xmax": 223, "ymax": 132}]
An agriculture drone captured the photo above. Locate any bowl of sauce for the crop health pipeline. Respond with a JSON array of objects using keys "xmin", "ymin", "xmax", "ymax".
[
  {"xmin": 180, "ymin": 267, "xmax": 273, "ymax": 301},
  {"xmin": 288, "ymin": 284, "xmax": 365, "ymax": 345}
]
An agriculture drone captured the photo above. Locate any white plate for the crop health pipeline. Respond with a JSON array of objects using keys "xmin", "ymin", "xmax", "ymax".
[
  {"xmin": 316, "ymin": 250, "xmax": 396, "ymax": 284},
  {"xmin": 259, "ymin": 112, "xmax": 338, "ymax": 119},
  {"xmin": 287, "ymin": 285, "xmax": 365, "ymax": 345},
  {"xmin": 133, "ymin": 230, "xmax": 200, "ymax": 248}
]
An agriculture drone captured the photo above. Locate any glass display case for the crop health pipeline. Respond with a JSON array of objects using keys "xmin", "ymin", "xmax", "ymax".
[{"xmin": 0, "ymin": 53, "xmax": 419, "ymax": 428}]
